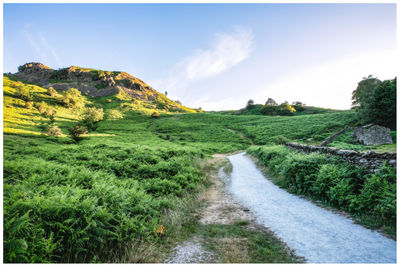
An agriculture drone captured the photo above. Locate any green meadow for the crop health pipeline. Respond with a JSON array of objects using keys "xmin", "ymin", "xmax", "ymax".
[{"xmin": 3, "ymin": 76, "xmax": 396, "ymax": 262}]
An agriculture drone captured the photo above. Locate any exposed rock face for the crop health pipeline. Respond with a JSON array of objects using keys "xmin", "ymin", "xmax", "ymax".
[
  {"xmin": 285, "ymin": 142, "xmax": 396, "ymax": 172},
  {"xmin": 12, "ymin": 63, "xmax": 165, "ymax": 100},
  {"xmin": 15, "ymin": 62, "xmax": 53, "ymax": 85},
  {"xmin": 352, "ymin": 125, "xmax": 393, "ymax": 145}
]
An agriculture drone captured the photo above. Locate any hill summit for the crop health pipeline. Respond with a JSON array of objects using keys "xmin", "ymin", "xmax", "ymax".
[{"xmin": 13, "ymin": 62, "xmax": 184, "ymax": 108}]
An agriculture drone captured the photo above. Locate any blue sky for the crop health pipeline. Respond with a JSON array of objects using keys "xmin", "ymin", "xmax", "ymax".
[{"xmin": 3, "ymin": 3, "xmax": 397, "ymax": 110}]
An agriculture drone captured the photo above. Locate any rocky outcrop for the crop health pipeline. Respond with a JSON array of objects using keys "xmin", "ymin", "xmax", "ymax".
[
  {"xmin": 285, "ymin": 142, "xmax": 396, "ymax": 172},
  {"xmin": 352, "ymin": 125, "xmax": 393, "ymax": 145},
  {"xmin": 15, "ymin": 62, "xmax": 53, "ymax": 85}
]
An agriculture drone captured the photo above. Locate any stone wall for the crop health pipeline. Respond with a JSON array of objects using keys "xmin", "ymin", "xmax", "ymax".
[{"xmin": 285, "ymin": 142, "xmax": 396, "ymax": 172}]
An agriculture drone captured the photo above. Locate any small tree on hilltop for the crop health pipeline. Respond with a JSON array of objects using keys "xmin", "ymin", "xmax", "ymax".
[
  {"xmin": 292, "ymin": 101, "xmax": 306, "ymax": 111},
  {"xmin": 265, "ymin": 98, "xmax": 277, "ymax": 106},
  {"xmin": 246, "ymin": 99, "xmax": 255, "ymax": 110}
]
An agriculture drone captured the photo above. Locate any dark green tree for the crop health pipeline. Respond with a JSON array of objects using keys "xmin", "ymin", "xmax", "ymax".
[
  {"xmin": 246, "ymin": 99, "xmax": 255, "ymax": 110},
  {"xmin": 351, "ymin": 76, "xmax": 381, "ymax": 121},
  {"xmin": 368, "ymin": 78, "xmax": 396, "ymax": 130}
]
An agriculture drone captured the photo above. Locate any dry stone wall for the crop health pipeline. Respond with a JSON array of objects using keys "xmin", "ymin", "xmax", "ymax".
[{"xmin": 285, "ymin": 142, "xmax": 396, "ymax": 172}]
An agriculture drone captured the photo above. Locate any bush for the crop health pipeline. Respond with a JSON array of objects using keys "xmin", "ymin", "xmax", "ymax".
[
  {"xmin": 45, "ymin": 126, "xmax": 62, "ymax": 136},
  {"xmin": 68, "ymin": 125, "xmax": 88, "ymax": 141},
  {"xmin": 107, "ymin": 109, "xmax": 124, "ymax": 120},
  {"xmin": 25, "ymin": 101, "xmax": 34, "ymax": 109},
  {"xmin": 47, "ymin": 87, "xmax": 58, "ymax": 97},
  {"xmin": 42, "ymin": 109, "xmax": 55, "ymax": 118},
  {"xmin": 276, "ymin": 102, "xmax": 296, "ymax": 116},
  {"xmin": 35, "ymin": 101, "xmax": 48, "ymax": 113},
  {"xmin": 15, "ymin": 85, "xmax": 32, "ymax": 101},
  {"xmin": 82, "ymin": 108, "xmax": 104, "ymax": 130},
  {"xmin": 261, "ymin": 105, "xmax": 277, "ymax": 115},
  {"xmin": 59, "ymin": 88, "xmax": 84, "ymax": 108},
  {"xmin": 271, "ymin": 135, "xmax": 290, "ymax": 145}
]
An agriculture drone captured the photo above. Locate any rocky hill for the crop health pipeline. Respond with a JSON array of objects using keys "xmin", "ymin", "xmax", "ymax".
[{"xmin": 12, "ymin": 62, "xmax": 192, "ymax": 112}]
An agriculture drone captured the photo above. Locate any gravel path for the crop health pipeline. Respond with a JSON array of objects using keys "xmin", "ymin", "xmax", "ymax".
[
  {"xmin": 227, "ymin": 152, "xmax": 396, "ymax": 263},
  {"xmin": 164, "ymin": 237, "xmax": 213, "ymax": 263}
]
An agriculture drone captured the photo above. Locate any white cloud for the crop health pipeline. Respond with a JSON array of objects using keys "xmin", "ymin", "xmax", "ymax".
[
  {"xmin": 152, "ymin": 26, "xmax": 254, "ymax": 100},
  {"xmin": 181, "ymin": 26, "xmax": 253, "ymax": 81}
]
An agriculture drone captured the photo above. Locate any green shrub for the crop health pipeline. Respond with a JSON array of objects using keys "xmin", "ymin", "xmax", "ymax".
[
  {"xmin": 45, "ymin": 126, "xmax": 62, "ymax": 136},
  {"xmin": 107, "ymin": 109, "xmax": 124, "ymax": 120},
  {"xmin": 82, "ymin": 108, "xmax": 104, "ymax": 130},
  {"xmin": 271, "ymin": 135, "xmax": 290, "ymax": 145},
  {"xmin": 280, "ymin": 152, "xmax": 326, "ymax": 194},
  {"xmin": 47, "ymin": 87, "xmax": 58, "ymax": 97},
  {"xmin": 42, "ymin": 109, "xmax": 55, "ymax": 118},
  {"xmin": 59, "ymin": 88, "xmax": 84, "ymax": 108},
  {"xmin": 68, "ymin": 125, "xmax": 88, "ymax": 141},
  {"xmin": 35, "ymin": 101, "xmax": 48, "ymax": 113},
  {"xmin": 15, "ymin": 85, "xmax": 32, "ymax": 101},
  {"xmin": 275, "ymin": 102, "xmax": 296, "ymax": 116},
  {"xmin": 25, "ymin": 101, "xmax": 34, "ymax": 109}
]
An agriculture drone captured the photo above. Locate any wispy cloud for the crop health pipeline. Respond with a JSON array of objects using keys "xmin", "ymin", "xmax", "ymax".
[
  {"xmin": 39, "ymin": 33, "xmax": 62, "ymax": 67},
  {"xmin": 179, "ymin": 26, "xmax": 253, "ymax": 82},
  {"xmin": 22, "ymin": 25, "xmax": 62, "ymax": 67},
  {"xmin": 152, "ymin": 26, "xmax": 254, "ymax": 99},
  {"xmin": 23, "ymin": 30, "xmax": 49, "ymax": 61}
]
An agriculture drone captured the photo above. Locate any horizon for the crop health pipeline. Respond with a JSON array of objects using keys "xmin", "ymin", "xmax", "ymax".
[{"xmin": 3, "ymin": 3, "xmax": 397, "ymax": 111}]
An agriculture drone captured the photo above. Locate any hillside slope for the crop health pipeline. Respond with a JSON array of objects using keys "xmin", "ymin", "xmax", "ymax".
[{"xmin": 10, "ymin": 62, "xmax": 196, "ymax": 113}]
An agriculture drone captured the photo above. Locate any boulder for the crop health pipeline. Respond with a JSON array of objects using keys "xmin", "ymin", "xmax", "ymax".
[{"xmin": 352, "ymin": 125, "xmax": 393, "ymax": 145}]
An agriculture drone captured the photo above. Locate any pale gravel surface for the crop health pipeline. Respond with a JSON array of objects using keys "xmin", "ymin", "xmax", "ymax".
[
  {"xmin": 227, "ymin": 152, "xmax": 396, "ymax": 263},
  {"xmin": 164, "ymin": 237, "xmax": 214, "ymax": 263}
]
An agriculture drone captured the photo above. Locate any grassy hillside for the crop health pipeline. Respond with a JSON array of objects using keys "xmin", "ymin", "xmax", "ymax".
[{"xmin": 3, "ymin": 76, "xmax": 395, "ymax": 262}]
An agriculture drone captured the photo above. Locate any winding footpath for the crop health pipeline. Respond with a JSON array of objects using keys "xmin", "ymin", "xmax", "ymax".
[{"xmin": 227, "ymin": 152, "xmax": 396, "ymax": 263}]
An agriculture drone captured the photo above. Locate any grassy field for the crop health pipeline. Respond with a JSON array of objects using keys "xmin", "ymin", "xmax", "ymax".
[{"xmin": 3, "ymin": 76, "xmax": 396, "ymax": 262}]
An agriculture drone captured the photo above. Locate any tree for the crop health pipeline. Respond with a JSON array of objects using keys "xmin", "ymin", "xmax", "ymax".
[
  {"xmin": 164, "ymin": 91, "xmax": 168, "ymax": 96},
  {"xmin": 265, "ymin": 98, "xmax": 277, "ymax": 106},
  {"xmin": 368, "ymin": 78, "xmax": 396, "ymax": 129},
  {"xmin": 292, "ymin": 101, "xmax": 306, "ymax": 111},
  {"xmin": 246, "ymin": 99, "xmax": 255, "ymax": 110},
  {"xmin": 351, "ymin": 76, "xmax": 381, "ymax": 109}
]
